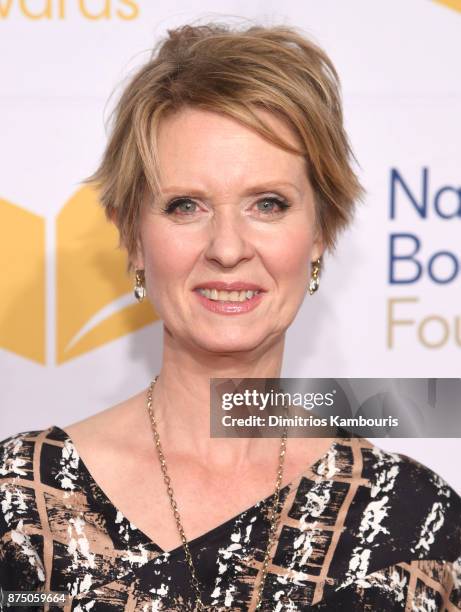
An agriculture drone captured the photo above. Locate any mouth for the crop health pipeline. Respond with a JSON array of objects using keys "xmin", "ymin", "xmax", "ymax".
[
  {"xmin": 192, "ymin": 285, "xmax": 265, "ymax": 315},
  {"xmin": 195, "ymin": 287, "xmax": 262, "ymax": 302},
  {"xmin": 192, "ymin": 281, "xmax": 266, "ymax": 302}
]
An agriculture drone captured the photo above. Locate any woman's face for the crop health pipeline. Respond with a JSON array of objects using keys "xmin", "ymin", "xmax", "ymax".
[{"xmin": 135, "ymin": 106, "xmax": 323, "ymax": 353}]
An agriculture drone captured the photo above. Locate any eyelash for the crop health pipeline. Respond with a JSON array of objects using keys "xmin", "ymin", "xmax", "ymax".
[{"xmin": 161, "ymin": 196, "xmax": 291, "ymax": 216}]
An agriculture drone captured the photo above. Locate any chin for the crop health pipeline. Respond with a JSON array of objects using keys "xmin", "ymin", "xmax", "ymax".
[{"xmin": 193, "ymin": 332, "xmax": 267, "ymax": 354}]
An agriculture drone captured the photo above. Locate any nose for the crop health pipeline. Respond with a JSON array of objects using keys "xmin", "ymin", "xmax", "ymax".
[{"xmin": 203, "ymin": 206, "xmax": 255, "ymax": 268}]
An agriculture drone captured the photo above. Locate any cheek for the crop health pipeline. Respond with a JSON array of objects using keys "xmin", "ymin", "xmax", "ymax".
[
  {"xmin": 264, "ymin": 228, "xmax": 313, "ymax": 279},
  {"xmin": 142, "ymin": 227, "xmax": 198, "ymax": 289}
]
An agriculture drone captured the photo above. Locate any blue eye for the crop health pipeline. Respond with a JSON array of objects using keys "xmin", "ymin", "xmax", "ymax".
[
  {"xmin": 161, "ymin": 195, "xmax": 291, "ymax": 216},
  {"xmin": 162, "ymin": 198, "xmax": 197, "ymax": 215},
  {"xmin": 256, "ymin": 197, "xmax": 290, "ymax": 214}
]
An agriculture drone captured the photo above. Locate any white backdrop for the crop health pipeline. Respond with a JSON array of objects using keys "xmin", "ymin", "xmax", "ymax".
[{"xmin": 1, "ymin": 0, "xmax": 460, "ymax": 491}]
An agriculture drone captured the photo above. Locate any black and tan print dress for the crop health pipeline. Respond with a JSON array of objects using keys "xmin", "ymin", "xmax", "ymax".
[{"xmin": 1, "ymin": 425, "xmax": 460, "ymax": 611}]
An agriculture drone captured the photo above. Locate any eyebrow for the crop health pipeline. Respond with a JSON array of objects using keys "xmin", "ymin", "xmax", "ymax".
[{"xmin": 160, "ymin": 181, "xmax": 301, "ymax": 197}]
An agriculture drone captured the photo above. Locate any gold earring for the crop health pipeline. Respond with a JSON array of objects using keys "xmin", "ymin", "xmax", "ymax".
[
  {"xmin": 134, "ymin": 268, "xmax": 146, "ymax": 302},
  {"xmin": 309, "ymin": 257, "xmax": 322, "ymax": 295}
]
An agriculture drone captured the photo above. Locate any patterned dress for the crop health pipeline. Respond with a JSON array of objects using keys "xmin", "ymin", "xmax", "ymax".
[{"xmin": 0, "ymin": 425, "xmax": 460, "ymax": 611}]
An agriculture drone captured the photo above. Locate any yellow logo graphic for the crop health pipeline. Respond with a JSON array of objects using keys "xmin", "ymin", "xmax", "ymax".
[
  {"xmin": 0, "ymin": 199, "xmax": 45, "ymax": 364},
  {"xmin": 433, "ymin": 0, "xmax": 461, "ymax": 12},
  {"xmin": 0, "ymin": 186, "xmax": 158, "ymax": 365}
]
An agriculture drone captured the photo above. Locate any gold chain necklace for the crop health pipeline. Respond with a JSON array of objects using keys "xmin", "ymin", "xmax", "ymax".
[{"xmin": 146, "ymin": 374, "xmax": 288, "ymax": 612}]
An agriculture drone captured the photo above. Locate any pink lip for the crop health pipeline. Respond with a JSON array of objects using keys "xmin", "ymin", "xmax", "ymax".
[
  {"xmin": 193, "ymin": 281, "xmax": 265, "ymax": 292},
  {"xmin": 194, "ymin": 289, "xmax": 264, "ymax": 315}
]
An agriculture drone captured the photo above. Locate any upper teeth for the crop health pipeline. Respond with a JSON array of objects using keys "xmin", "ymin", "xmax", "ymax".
[{"xmin": 198, "ymin": 288, "xmax": 260, "ymax": 301}]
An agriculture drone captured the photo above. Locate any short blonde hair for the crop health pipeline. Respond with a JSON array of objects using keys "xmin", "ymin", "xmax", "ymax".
[{"xmin": 83, "ymin": 21, "xmax": 365, "ymax": 275}]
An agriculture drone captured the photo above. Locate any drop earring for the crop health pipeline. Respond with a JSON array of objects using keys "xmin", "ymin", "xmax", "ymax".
[
  {"xmin": 134, "ymin": 268, "xmax": 146, "ymax": 302},
  {"xmin": 309, "ymin": 257, "xmax": 322, "ymax": 295}
]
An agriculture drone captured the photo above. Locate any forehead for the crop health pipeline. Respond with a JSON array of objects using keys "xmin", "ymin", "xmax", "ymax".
[{"xmin": 155, "ymin": 106, "xmax": 308, "ymax": 193}]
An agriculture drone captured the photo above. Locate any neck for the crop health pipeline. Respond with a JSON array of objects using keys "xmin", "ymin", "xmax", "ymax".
[{"xmin": 147, "ymin": 324, "xmax": 286, "ymax": 469}]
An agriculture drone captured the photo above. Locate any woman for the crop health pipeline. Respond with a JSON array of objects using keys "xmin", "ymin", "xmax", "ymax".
[{"xmin": 1, "ymin": 21, "xmax": 460, "ymax": 612}]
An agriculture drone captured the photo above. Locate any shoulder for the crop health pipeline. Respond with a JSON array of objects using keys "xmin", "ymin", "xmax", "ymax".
[
  {"xmin": 60, "ymin": 388, "xmax": 147, "ymax": 455},
  {"xmin": 0, "ymin": 427, "xmax": 58, "ymax": 587},
  {"xmin": 0, "ymin": 426, "xmax": 55, "ymax": 498},
  {"xmin": 339, "ymin": 437, "xmax": 461, "ymax": 567},
  {"xmin": 319, "ymin": 438, "xmax": 461, "ymax": 607},
  {"xmin": 360, "ymin": 439, "xmax": 460, "ymax": 529},
  {"xmin": 0, "ymin": 427, "xmax": 49, "ymax": 484},
  {"xmin": 0, "ymin": 426, "xmax": 81, "ymax": 535},
  {"xmin": 358, "ymin": 436, "xmax": 459, "ymax": 492}
]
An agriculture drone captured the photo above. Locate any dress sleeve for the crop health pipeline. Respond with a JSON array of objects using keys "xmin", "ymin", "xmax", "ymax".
[
  {"xmin": 348, "ymin": 453, "xmax": 461, "ymax": 611},
  {"xmin": 309, "ymin": 558, "xmax": 461, "ymax": 610},
  {"xmin": 0, "ymin": 431, "xmax": 46, "ymax": 590},
  {"xmin": 310, "ymin": 447, "xmax": 461, "ymax": 611},
  {"xmin": 353, "ymin": 558, "xmax": 461, "ymax": 610}
]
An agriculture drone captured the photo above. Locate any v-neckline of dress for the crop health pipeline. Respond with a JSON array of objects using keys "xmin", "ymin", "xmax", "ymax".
[{"xmin": 50, "ymin": 424, "xmax": 337, "ymax": 559}]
